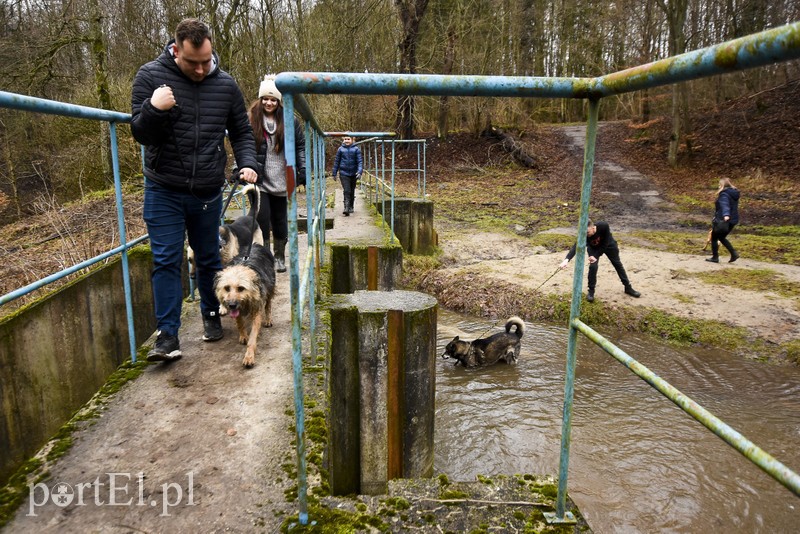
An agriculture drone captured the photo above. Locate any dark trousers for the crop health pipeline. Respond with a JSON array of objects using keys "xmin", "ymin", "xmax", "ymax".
[
  {"xmin": 587, "ymin": 246, "xmax": 631, "ymax": 291},
  {"xmin": 711, "ymin": 222, "xmax": 737, "ymax": 257},
  {"xmin": 143, "ymin": 180, "xmax": 222, "ymax": 336},
  {"xmin": 255, "ymin": 191, "xmax": 288, "ymax": 245},
  {"xmin": 340, "ymin": 174, "xmax": 357, "ymax": 209}
]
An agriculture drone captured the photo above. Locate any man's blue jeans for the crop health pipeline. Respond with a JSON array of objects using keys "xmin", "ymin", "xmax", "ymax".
[{"xmin": 144, "ymin": 180, "xmax": 222, "ymax": 337}]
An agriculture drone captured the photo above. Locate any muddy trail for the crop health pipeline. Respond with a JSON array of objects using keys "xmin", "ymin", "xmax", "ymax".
[{"xmin": 559, "ymin": 125, "xmax": 681, "ymax": 233}]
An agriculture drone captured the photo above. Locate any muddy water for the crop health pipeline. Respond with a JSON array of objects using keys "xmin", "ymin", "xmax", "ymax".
[{"xmin": 435, "ymin": 309, "xmax": 800, "ymax": 533}]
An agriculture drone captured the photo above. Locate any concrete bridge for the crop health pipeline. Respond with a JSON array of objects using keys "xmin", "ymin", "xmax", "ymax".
[{"xmin": 2, "ymin": 188, "xmax": 384, "ymax": 532}]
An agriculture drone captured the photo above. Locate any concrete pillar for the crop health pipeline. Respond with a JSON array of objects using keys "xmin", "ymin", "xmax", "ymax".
[
  {"xmin": 375, "ymin": 198, "xmax": 436, "ymax": 255},
  {"xmin": 328, "ymin": 242, "xmax": 403, "ymax": 294},
  {"xmin": 327, "ymin": 290, "xmax": 437, "ymax": 495}
]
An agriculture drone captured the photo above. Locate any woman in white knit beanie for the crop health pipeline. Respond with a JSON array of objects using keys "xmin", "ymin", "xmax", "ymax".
[{"xmin": 247, "ymin": 75, "xmax": 306, "ymax": 272}]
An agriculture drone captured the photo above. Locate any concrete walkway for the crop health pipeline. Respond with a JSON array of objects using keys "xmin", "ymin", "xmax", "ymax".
[{"xmin": 4, "ymin": 183, "xmax": 383, "ymax": 532}]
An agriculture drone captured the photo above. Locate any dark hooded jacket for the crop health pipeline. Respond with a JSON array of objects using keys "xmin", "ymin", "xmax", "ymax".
[
  {"xmin": 565, "ymin": 221, "xmax": 618, "ymax": 261},
  {"xmin": 715, "ymin": 187, "xmax": 740, "ymax": 224},
  {"xmin": 131, "ymin": 41, "xmax": 257, "ymax": 197}
]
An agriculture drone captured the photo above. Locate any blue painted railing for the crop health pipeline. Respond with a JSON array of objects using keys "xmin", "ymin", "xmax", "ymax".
[
  {"xmin": 359, "ymin": 138, "xmax": 427, "ymax": 243},
  {"xmin": 277, "ymin": 20, "xmax": 800, "ymax": 525},
  {"xmin": 0, "ymin": 92, "xmax": 140, "ymax": 363}
]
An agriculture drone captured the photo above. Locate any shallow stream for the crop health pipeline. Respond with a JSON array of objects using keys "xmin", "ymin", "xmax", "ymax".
[{"xmin": 434, "ymin": 309, "xmax": 800, "ymax": 533}]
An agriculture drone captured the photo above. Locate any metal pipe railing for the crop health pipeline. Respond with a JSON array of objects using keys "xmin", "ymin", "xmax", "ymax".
[
  {"xmin": 572, "ymin": 318, "xmax": 800, "ymax": 497},
  {"xmin": 277, "ymin": 20, "xmax": 800, "ymax": 526},
  {"xmin": 0, "ymin": 91, "xmax": 140, "ymax": 363}
]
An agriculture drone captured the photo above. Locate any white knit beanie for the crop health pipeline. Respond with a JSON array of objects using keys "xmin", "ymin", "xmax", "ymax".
[{"xmin": 258, "ymin": 75, "xmax": 282, "ymax": 102}]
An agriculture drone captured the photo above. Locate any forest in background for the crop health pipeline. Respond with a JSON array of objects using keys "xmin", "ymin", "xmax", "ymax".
[{"xmin": 0, "ymin": 0, "xmax": 798, "ymax": 224}]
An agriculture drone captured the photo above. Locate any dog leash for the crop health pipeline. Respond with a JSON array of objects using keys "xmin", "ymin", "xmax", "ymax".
[
  {"xmin": 243, "ymin": 195, "xmax": 259, "ymax": 261},
  {"xmin": 470, "ymin": 267, "xmax": 560, "ymax": 339},
  {"xmin": 221, "ymin": 174, "xmax": 259, "ymax": 261},
  {"xmin": 221, "ymin": 174, "xmax": 241, "ymax": 219},
  {"xmin": 533, "ymin": 266, "xmax": 561, "ymax": 293}
]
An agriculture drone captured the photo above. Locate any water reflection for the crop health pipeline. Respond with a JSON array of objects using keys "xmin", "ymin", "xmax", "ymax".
[{"xmin": 435, "ymin": 309, "xmax": 800, "ymax": 533}]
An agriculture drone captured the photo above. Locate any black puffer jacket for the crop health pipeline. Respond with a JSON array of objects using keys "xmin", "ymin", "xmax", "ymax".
[
  {"xmin": 565, "ymin": 222, "xmax": 618, "ymax": 261},
  {"xmin": 131, "ymin": 41, "xmax": 257, "ymax": 196}
]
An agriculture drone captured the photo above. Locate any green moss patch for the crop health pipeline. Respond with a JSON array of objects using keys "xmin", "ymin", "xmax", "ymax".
[
  {"xmin": 674, "ymin": 267, "xmax": 800, "ymax": 301},
  {"xmin": 0, "ymin": 358, "xmax": 148, "ymax": 528}
]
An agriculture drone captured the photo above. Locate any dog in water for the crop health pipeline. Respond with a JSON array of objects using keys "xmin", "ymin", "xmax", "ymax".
[
  {"xmin": 187, "ymin": 184, "xmax": 263, "ymax": 278},
  {"xmin": 214, "ymin": 243, "xmax": 276, "ymax": 367},
  {"xmin": 442, "ymin": 316, "xmax": 525, "ymax": 368}
]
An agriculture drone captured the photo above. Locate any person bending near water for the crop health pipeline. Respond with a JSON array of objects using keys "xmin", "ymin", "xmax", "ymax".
[
  {"xmin": 706, "ymin": 177, "xmax": 740, "ymax": 263},
  {"xmin": 559, "ymin": 220, "xmax": 641, "ymax": 302}
]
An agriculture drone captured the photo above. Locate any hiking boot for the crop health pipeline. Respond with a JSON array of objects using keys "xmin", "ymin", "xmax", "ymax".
[
  {"xmin": 274, "ymin": 239, "xmax": 287, "ymax": 273},
  {"xmin": 202, "ymin": 311, "xmax": 223, "ymax": 342},
  {"xmin": 705, "ymin": 257, "xmax": 719, "ymax": 263},
  {"xmin": 586, "ymin": 289, "xmax": 595, "ymax": 303},
  {"xmin": 624, "ymin": 285, "xmax": 641, "ymax": 298},
  {"xmin": 146, "ymin": 331, "xmax": 182, "ymax": 362},
  {"xmin": 729, "ymin": 252, "xmax": 740, "ymax": 263}
]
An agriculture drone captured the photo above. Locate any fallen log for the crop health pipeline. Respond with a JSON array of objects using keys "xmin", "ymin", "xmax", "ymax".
[{"xmin": 482, "ymin": 125, "xmax": 539, "ymax": 169}]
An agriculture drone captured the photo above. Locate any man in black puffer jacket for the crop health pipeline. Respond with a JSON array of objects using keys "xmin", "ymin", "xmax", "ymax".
[
  {"xmin": 131, "ymin": 18, "xmax": 258, "ymax": 362},
  {"xmin": 559, "ymin": 219, "xmax": 641, "ymax": 302}
]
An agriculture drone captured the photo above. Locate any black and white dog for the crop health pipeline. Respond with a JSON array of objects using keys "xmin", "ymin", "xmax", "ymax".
[
  {"xmin": 442, "ymin": 316, "xmax": 525, "ymax": 368},
  {"xmin": 187, "ymin": 184, "xmax": 263, "ymax": 278}
]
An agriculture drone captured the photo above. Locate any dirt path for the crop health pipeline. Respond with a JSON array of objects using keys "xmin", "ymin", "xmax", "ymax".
[
  {"xmin": 437, "ymin": 125, "xmax": 800, "ymax": 347},
  {"xmin": 436, "ymin": 229, "xmax": 800, "ymax": 345},
  {"xmin": 560, "ymin": 125, "xmax": 681, "ymax": 232}
]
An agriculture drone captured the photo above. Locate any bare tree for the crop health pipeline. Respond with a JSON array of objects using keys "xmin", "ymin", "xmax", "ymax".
[
  {"xmin": 657, "ymin": 0, "xmax": 689, "ymax": 167},
  {"xmin": 394, "ymin": 0, "xmax": 430, "ymax": 139}
]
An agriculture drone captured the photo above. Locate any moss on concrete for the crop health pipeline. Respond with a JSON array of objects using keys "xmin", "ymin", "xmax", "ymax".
[{"xmin": 0, "ymin": 357, "xmax": 149, "ymax": 528}]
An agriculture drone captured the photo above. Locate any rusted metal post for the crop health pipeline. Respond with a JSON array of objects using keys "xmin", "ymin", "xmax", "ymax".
[{"xmin": 546, "ymin": 97, "xmax": 600, "ymax": 525}]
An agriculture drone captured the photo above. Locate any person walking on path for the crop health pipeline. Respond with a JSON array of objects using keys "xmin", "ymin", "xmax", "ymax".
[
  {"xmin": 248, "ymin": 75, "xmax": 306, "ymax": 273},
  {"xmin": 131, "ymin": 18, "xmax": 258, "ymax": 362},
  {"xmin": 559, "ymin": 220, "xmax": 641, "ymax": 302},
  {"xmin": 332, "ymin": 136, "xmax": 363, "ymax": 216},
  {"xmin": 706, "ymin": 178, "xmax": 740, "ymax": 263}
]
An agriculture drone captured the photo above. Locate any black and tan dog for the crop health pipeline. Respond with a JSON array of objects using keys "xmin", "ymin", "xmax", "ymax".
[
  {"xmin": 214, "ymin": 243, "xmax": 276, "ymax": 367},
  {"xmin": 442, "ymin": 316, "xmax": 525, "ymax": 368},
  {"xmin": 187, "ymin": 184, "xmax": 263, "ymax": 278}
]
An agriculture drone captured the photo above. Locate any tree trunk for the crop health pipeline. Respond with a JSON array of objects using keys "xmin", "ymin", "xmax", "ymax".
[
  {"xmin": 394, "ymin": 0, "xmax": 430, "ymax": 140},
  {"xmin": 659, "ymin": 0, "xmax": 688, "ymax": 168},
  {"xmin": 88, "ymin": 0, "xmax": 112, "ymax": 184},
  {"xmin": 0, "ymin": 118, "xmax": 22, "ymax": 218},
  {"xmin": 436, "ymin": 28, "xmax": 456, "ymax": 139}
]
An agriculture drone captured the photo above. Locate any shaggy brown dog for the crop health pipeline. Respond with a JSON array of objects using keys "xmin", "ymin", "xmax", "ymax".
[
  {"xmin": 214, "ymin": 243, "xmax": 276, "ymax": 367},
  {"xmin": 442, "ymin": 316, "xmax": 525, "ymax": 368}
]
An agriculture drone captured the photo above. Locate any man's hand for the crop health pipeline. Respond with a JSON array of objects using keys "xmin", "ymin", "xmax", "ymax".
[
  {"xmin": 239, "ymin": 167, "xmax": 258, "ymax": 184},
  {"xmin": 332, "ymin": 173, "xmax": 338, "ymax": 181},
  {"xmin": 723, "ymin": 216, "xmax": 730, "ymax": 222},
  {"xmin": 559, "ymin": 259, "xmax": 569, "ymax": 270},
  {"xmin": 588, "ymin": 255, "xmax": 597, "ymax": 264},
  {"xmin": 151, "ymin": 85, "xmax": 176, "ymax": 111}
]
